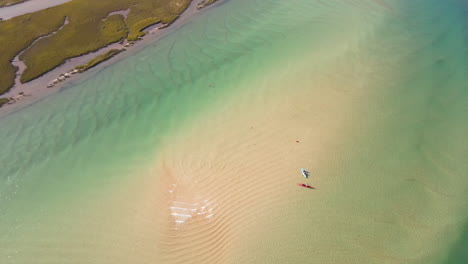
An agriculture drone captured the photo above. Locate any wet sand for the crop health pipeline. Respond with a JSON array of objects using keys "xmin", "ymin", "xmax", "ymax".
[{"xmin": 148, "ymin": 62, "xmax": 358, "ymax": 263}]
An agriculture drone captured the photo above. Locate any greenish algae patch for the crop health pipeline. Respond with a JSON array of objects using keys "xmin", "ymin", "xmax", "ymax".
[
  {"xmin": 75, "ymin": 49, "xmax": 125, "ymax": 72},
  {"xmin": 0, "ymin": 0, "xmax": 29, "ymax": 8},
  {"xmin": 0, "ymin": 0, "xmax": 191, "ymax": 95}
]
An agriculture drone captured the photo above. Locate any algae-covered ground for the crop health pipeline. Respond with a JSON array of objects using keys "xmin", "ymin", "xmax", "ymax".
[
  {"xmin": 0, "ymin": 0, "xmax": 28, "ymax": 8},
  {"xmin": 0, "ymin": 0, "xmax": 191, "ymax": 95}
]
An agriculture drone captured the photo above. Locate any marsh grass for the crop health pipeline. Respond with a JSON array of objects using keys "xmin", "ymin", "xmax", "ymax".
[
  {"xmin": 0, "ymin": 97, "xmax": 9, "ymax": 107},
  {"xmin": 19, "ymin": 12, "xmax": 129, "ymax": 83},
  {"xmin": 0, "ymin": 0, "xmax": 191, "ymax": 95},
  {"xmin": 75, "ymin": 49, "xmax": 125, "ymax": 71},
  {"xmin": 127, "ymin": 17, "xmax": 161, "ymax": 41}
]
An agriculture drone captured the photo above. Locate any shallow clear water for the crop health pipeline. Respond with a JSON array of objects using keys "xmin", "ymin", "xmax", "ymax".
[{"xmin": 0, "ymin": 0, "xmax": 467, "ymax": 263}]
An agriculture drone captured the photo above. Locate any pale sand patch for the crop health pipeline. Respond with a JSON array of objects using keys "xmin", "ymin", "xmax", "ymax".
[
  {"xmin": 139, "ymin": 47, "xmax": 464, "ymax": 263},
  {"xmin": 142, "ymin": 55, "xmax": 365, "ymax": 263}
]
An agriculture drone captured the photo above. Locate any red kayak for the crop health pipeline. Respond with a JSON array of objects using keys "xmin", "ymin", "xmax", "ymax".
[{"xmin": 297, "ymin": 183, "xmax": 315, "ymax": 189}]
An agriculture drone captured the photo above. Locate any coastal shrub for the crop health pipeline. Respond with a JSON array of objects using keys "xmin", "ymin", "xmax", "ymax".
[
  {"xmin": 19, "ymin": 12, "xmax": 128, "ymax": 83},
  {"xmin": 0, "ymin": 10, "xmax": 65, "ymax": 94},
  {"xmin": 197, "ymin": 0, "xmax": 218, "ymax": 9},
  {"xmin": 127, "ymin": 17, "xmax": 161, "ymax": 41},
  {"xmin": 75, "ymin": 49, "xmax": 124, "ymax": 71},
  {"xmin": 125, "ymin": 0, "xmax": 191, "ymax": 40},
  {"xmin": 0, "ymin": 97, "xmax": 9, "ymax": 107}
]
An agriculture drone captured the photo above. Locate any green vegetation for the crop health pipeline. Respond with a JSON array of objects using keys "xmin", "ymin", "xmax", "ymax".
[
  {"xmin": 0, "ymin": 0, "xmax": 29, "ymax": 8},
  {"xmin": 0, "ymin": 0, "xmax": 191, "ymax": 95},
  {"xmin": 127, "ymin": 17, "xmax": 161, "ymax": 41},
  {"xmin": 75, "ymin": 49, "xmax": 125, "ymax": 71},
  {"xmin": 19, "ymin": 13, "xmax": 128, "ymax": 83},
  {"xmin": 0, "ymin": 11, "xmax": 65, "ymax": 95},
  {"xmin": 0, "ymin": 97, "xmax": 10, "ymax": 108},
  {"xmin": 197, "ymin": 0, "xmax": 218, "ymax": 9}
]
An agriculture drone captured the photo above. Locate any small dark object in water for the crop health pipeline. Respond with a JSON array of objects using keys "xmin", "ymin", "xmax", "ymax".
[{"xmin": 297, "ymin": 183, "xmax": 314, "ymax": 189}]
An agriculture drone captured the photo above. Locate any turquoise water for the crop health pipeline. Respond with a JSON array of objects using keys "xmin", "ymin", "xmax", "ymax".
[{"xmin": 0, "ymin": 0, "xmax": 467, "ymax": 263}]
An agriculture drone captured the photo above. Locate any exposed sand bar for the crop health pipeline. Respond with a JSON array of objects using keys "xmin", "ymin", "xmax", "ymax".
[
  {"xmin": 145, "ymin": 2, "xmax": 468, "ymax": 262},
  {"xmin": 148, "ymin": 61, "xmax": 361, "ymax": 263},
  {"xmin": 0, "ymin": 0, "xmax": 71, "ymax": 20}
]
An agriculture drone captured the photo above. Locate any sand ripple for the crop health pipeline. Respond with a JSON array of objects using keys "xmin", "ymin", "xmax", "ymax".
[{"xmin": 1, "ymin": 0, "xmax": 468, "ymax": 263}]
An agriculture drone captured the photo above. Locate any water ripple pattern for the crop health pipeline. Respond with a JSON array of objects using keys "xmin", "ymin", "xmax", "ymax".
[{"xmin": 0, "ymin": 0, "xmax": 467, "ymax": 263}]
